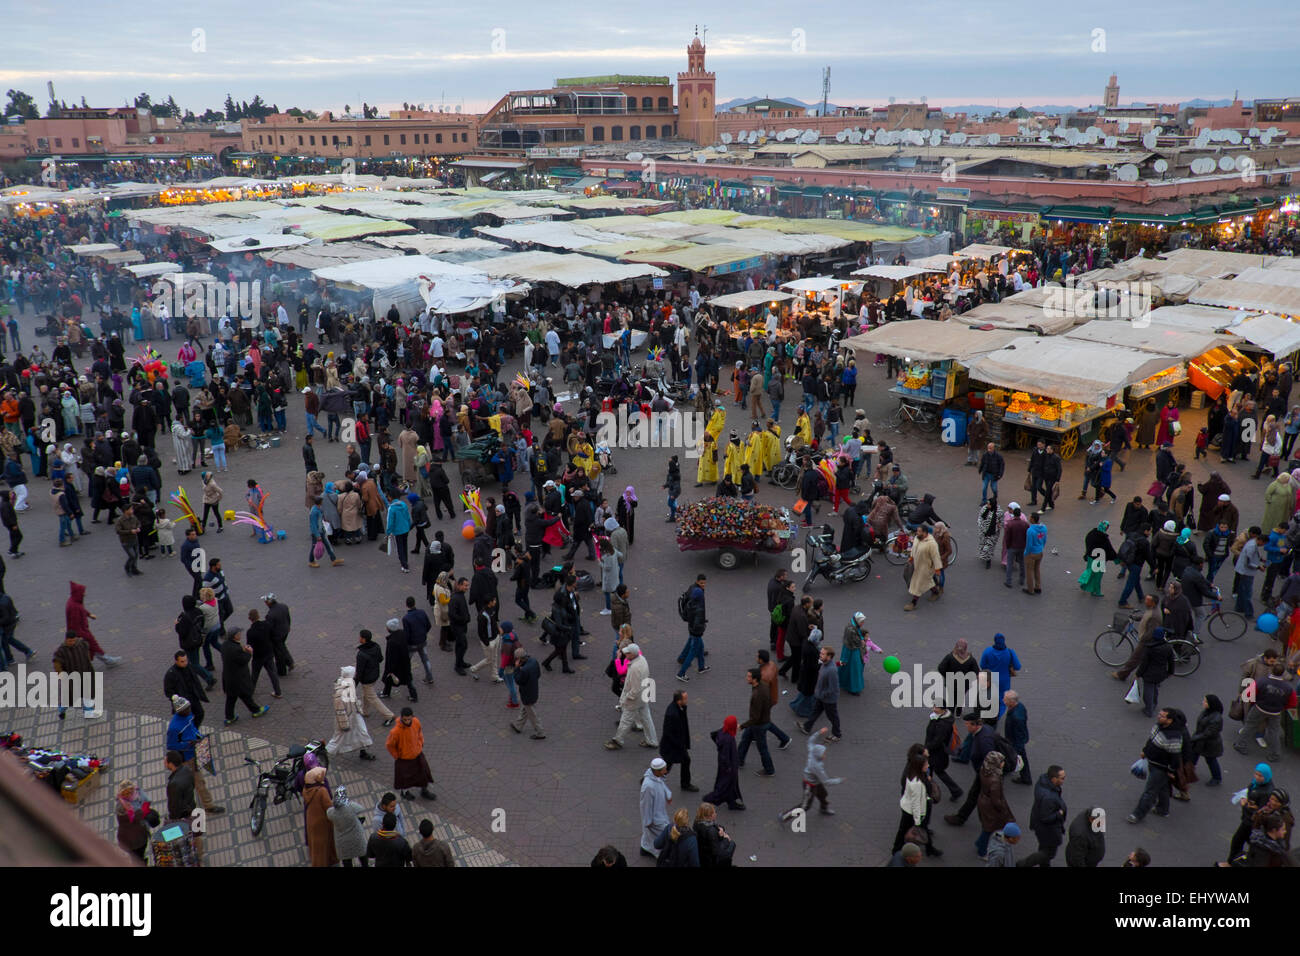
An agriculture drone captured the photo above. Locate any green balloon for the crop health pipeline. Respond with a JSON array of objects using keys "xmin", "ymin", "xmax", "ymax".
[{"xmin": 882, "ymin": 655, "xmax": 901, "ymax": 674}]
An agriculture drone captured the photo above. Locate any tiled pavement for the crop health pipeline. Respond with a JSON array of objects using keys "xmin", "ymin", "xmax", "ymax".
[{"xmin": 0, "ymin": 303, "xmax": 1290, "ymax": 866}]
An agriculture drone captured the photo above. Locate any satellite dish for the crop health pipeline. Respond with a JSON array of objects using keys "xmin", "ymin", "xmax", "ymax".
[
  {"xmin": 1103, "ymin": 136, "xmax": 1118, "ymax": 148},
  {"xmin": 1117, "ymin": 120, "xmax": 1129, "ymax": 133},
  {"xmin": 720, "ymin": 132, "xmax": 732, "ymax": 144},
  {"xmin": 1192, "ymin": 157, "xmax": 1214, "ymax": 174},
  {"xmin": 801, "ymin": 129, "xmax": 819, "ymax": 143},
  {"xmin": 848, "ymin": 129, "xmax": 862, "ymax": 144},
  {"xmin": 1218, "ymin": 156, "xmax": 1236, "ymax": 171},
  {"xmin": 1236, "ymin": 155, "xmax": 1254, "ymax": 171},
  {"xmin": 1249, "ymin": 127, "xmax": 1261, "ymax": 137},
  {"xmin": 950, "ymin": 131, "xmax": 967, "ymax": 145},
  {"xmin": 776, "ymin": 131, "xmax": 787, "ymax": 141},
  {"xmin": 1261, "ymin": 132, "xmax": 1273, "ymax": 145},
  {"xmin": 930, "ymin": 129, "xmax": 943, "ymax": 145},
  {"xmin": 716, "ymin": 144, "xmax": 729, "ymax": 153},
  {"xmin": 1153, "ymin": 158, "xmax": 1168, "ymax": 173},
  {"xmin": 695, "ymin": 154, "xmax": 708, "ymax": 164},
  {"xmin": 1142, "ymin": 131, "xmax": 1157, "ymax": 150},
  {"xmin": 748, "ymin": 131, "xmax": 759, "ymax": 144},
  {"xmin": 1116, "ymin": 163, "xmax": 1139, "ymax": 182},
  {"xmin": 968, "ymin": 136, "xmax": 984, "ymax": 146},
  {"xmin": 1086, "ymin": 125, "xmax": 1103, "ymax": 138},
  {"xmin": 626, "ymin": 152, "xmax": 644, "ymax": 161},
  {"xmin": 1086, "ymin": 128, "xmax": 1100, "ymax": 144},
  {"xmin": 1226, "ymin": 129, "xmax": 1242, "ymax": 145},
  {"xmin": 835, "ymin": 130, "xmax": 847, "ymax": 143},
  {"xmin": 1243, "ymin": 137, "xmax": 1252, "ymax": 145},
  {"xmin": 1068, "ymin": 129, "xmax": 1084, "ymax": 145},
  {"xmin": 1038, "ymin": 131, "xmax": 1050, "ymax": 142},
  {"xmin": 1152, "ymin": 126, "xmax": 1163, "ymax": 137},
  {"xmin": 1269, "ymin": 127, "xmax": 1281, "ymax": 137}
]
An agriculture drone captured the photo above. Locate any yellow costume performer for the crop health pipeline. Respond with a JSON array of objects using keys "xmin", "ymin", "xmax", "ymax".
[
  {"xmin": 744, "ymin": 429, "xmax": 766, "ymax": 479},
  {"xmin": 762, "ymin": 422, "xmax": 783, "ymax": 472},
  {"xmin": 795, "ymin": 411, "xmax": 813, "ymax": 447},
  {"xmin": 697, "ymin": 432, "xmax": 719, "ymax": 485},
  {"xmin": 706, "ymin": 405, "xmax": 727, "ymax": 441},
  {"xmin": 723, "ymin": 436, "xmax": 745, "ymax": 485}
]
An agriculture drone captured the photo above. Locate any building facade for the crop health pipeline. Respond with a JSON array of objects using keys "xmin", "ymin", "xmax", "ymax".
[{"xmin": 241, "ymin": 110, "xmax": 477, "ymax": 158}]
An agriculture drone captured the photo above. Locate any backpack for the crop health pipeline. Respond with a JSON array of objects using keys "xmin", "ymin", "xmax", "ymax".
[
  {"xmin": 678, "ymin": 589, "xmax": 692, "ymax": 622},
  {"xmin": 770, "ymin": 602, "xmax": 787, "ymax": 625},
  {"xmin": 174, "ymin": 611, "xmax": 202, "ymax": 652},
  {"xmin": 1117, "ymin": 537, "xmax": 1136, "ymax": 566}
]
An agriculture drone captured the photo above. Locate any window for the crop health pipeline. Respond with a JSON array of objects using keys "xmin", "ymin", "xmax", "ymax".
[
  {"xmin": 658, "ymin": 96, "xmax": 669, "ymax": 111},
  {"xmin": 346, "ymin": 135, "xmax": 352, "ymax": 146},
  {"xmin": 72, "ymin": 138, "xmax": 79, "ymax": 148},
  {"xmin": 702, "ymin": 95, "xmax": 709, "ymax": 111},
  {"xmin": 423, "ymin": 134, "xmax": 429, "ymax": 144},
  {"xmin": 383, "ymin": 134, "xmax": 389, "ymax": 145},
  {"xmin": 682, "ymin": 95, "xmax": 689, "ymax": 111},
  {"xmin": 611, "ymin": 126, "xmax": 623, "ymax": 141},
  {"xmin": 400, "ymin": 134, "xmax": 406, "ymax": 145},
  {"xmin": 54, "ymin": 138, "xmax": 62, "ymax": 148},
  {"xmin": 298, "ymin": 135, "xmax": 303, "ymax": 145},
  {"xmin": 630, "ymin": 125, "xmax": 641, "ymax": 140},
  {"xmin": 591, "ymin": 126, "xmax": 604, "ymax": 142},
  {"xmin": 279, "ymin": 135, "xmax": 284, "ymax": 145},
  {"xmin": 642, "ymin": 96, "xmax": 653, "ymax": 111},
  {"xmin": 436, "ymin": 133, "xmax": 442, "ymax": 144},
  {"xmin": 364, "ymin": 134, "xmax": 371, "ymax": 146},
  {"xmin": 332, "ymin": 135, "xmax": 339, "ymax": 145},
  {"xmin": 627, "ymin": 98, "xmax": 637, "ymax": 112}
]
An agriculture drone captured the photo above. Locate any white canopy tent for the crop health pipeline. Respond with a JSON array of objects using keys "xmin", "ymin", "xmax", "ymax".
[
  {"xmin": 1140, "ymin": 305, "xmax": 1253, "ymax": 332},
  {"xmin": 208, "ymin": 234, "xmax": 313, "ymax": 254},
  {"xmin": 1228, "ymin": 314, "xmax": 1300, "ymax": 357},
  {"xmin": 1064, "ymin": 321, "xmax": 1230, "ymax": 359},
  {"xmin": 842, "ymin": 321, "xmax": 1020, "ymax": 363},
  {"xmin": 1190, "ymin": 279, "xmax": 1300, "ymax": 316},
  {"xmin": 313, "ymin": 255, "xmax": 526, "ymax": 319},
  {"xmin": 956, "ymin": 243, "xmax": 1027, "ymax": 260},
  {"xmin": 905, "ymin": 254, "xmax": 958, "ymax": 271},
  {"xmin": 64, "ymin": 243, "xmax": 120, "ymax": 256},
  {"xmin": 780, "ymin": 276, "xmax": 862, "ymax": 293},
  {"xmin": 952, "ymin": 302, "xmax": 1078, "ymax": 335},
  {"xmin": 851, "ymin": 264, "xmax": 945, "ymax": 280},
  {"xmin": 465, "ymin": 250, "xmax": 668, "ymax": 288},
  {"xmin": 124, "ymin": 262, "xmax": 183, "ymax": 278},
  {"xmin": 966, "ymin": 337, "xmax": 1176, "ymax": 406},
  {"xmin": 707, "ymin": 291, "xmax": 796, "ymax": 310},
  {"xmin": 1234, "ymin": 266, "xmax": 1300, "ymax": 289},
  {"xmin": 367, "ymin": 235, "xmax": 503, "ymax": 255}
]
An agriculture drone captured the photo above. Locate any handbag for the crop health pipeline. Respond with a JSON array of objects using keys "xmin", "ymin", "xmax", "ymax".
[
  {"xmin": 1170, "ymin": 420, "xmax": 1182, "ymax": 436},
  {"xmin": 1130, "ymin": 757, "xmax": 1148, "ymax": 779},
  {"xmin": 1023, "ymin": 474, "xmax": 1033, "ymax": 492},
  {"xmin": 1146, "ymin": 480, "xmax": 1165, "ymax": 498},
  {"xmin": 386, "ymin": 535, "xmax": 394, "ymax": 556},
  {"xmin": 1228, "ymin": 697, "xmax": 1245, "ymax": 721}
]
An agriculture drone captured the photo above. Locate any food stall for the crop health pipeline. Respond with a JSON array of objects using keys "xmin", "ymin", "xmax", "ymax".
[
  {"xmin": 1187, "ymin": 345, "xmax": 1258, "ymax": 401},
  {"xmin": 850, "ymin": 263, "xmax": 947, "ymax": 302},
  {"xmin": 779, "ymin": 276, "xmax": 865, "ymax": 328},
  {"xmin": 966, "ymin": 336, "xmax": 1177, "ymax": 458},
  {"xmin": 703, "ymin": 290, "xmax": 797, "ymax": 342},
  {"xmin": 1225, "ymin": 313, "xmax": 1300, "ymax": 367},
  {"xmin": 1062, "ymin": 321, "xmax": 1232, "ymax": 405}
]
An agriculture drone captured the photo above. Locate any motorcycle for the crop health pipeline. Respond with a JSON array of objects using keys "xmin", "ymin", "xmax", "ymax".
[
  {"xmin": 802, "ymin": 524, "xmax": 873, "ymax": 591},
  {"xmin": 245, "ymin": 739, "xmax": 329, "ymax": 837}
]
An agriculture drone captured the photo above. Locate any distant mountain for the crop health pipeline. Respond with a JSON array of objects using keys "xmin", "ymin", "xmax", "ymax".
[{"xmin": 716, "ymin": 96, "xmax": 846, "ymax": 115}]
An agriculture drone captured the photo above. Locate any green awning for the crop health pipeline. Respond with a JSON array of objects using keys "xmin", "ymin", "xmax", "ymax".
[
  {"xmin": 1042, "ymin": 205, "xmax": 1113, "ymax": 224},
  {"xmin": 722, "ymin": 179, "xmax": 748, "ymax": 187},
  {"xmin": 1113, "ymin": 212, "xmax": 1195, "ymax": 226},
  {"xmin": 547, "ymin": 166, "xmax": 583, "ymax": 179},
  {"xmin": 879, "ymin": 190, "xmax": 910, "ymax": 202},
  {"xmin": 853, "ymin": 189, "xmax": 879, "ymax": 199},
  {"xmin": 775, "ymin": 185, "xmax": 802, "ymax": 197},
  {"xmin": 802, "ymin": 186, "xmax": 825, "ymax": 197}
]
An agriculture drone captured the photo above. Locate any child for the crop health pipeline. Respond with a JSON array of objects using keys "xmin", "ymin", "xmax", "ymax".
[
  {"xmin": 1195, "ymin": 427, "xmax": 1209, "ymax": 460},
  {"xmin": 155, "ymin": 507, "xmax": 176, "ymax": 555},
  {"xmin": 779, "ymin": 726, "xmax": 842, "ymax": 822}
]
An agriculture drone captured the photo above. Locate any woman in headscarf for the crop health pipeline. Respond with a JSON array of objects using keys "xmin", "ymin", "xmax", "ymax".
[
  {"xmin": 932, "ymin": 521, "xmax": 955, "ymax": 593},
  {"xmin": 302, "ymin": 766, "xmax": 339, "ymax": 868},
  {"xmin": 414, "ymin": 444, "xmax": 432, "ymax": 498},
  {"xmin": 616, "ymin": 485, "xmax": 637, "ymax": 545},
  {"xmin": 1187, "ymin": 694, "xmax": 1224, "ymax": 788},
  {"xmin": 114, "ymin": 780, "xmax": 158, "ymax": 861},
  {"xmin": 975, "ymin": 750, "xmax": 1014, "ymax": 860},
  {"xmin": 892, "ymin": 744, "xmax": 941, "ymax": 858},
  {"xmin": 1080, "ymin": 439, "xmax": 1104, "ymax": 501},
  {"xmin": 1155, "ymin": 396, "xmax": 1181, "ymax": 448},
  {"xmin": 1134, "ymin": 398, "xmax": 1158, "ymax": 449},
  {"xmin": 977, "ymin": 495, "xmax": 1001, "ymax": 570},
  {"xmin": 839, "ymin": 611, "xmax": 883, "ymax": 696},
  {"xmin": 326, "ymin": 665, "xmax": 376, "ymax": 761},
  {"xmin": 703, "ymin": 715, "xmax": 744, "ymax": 811},
  {"xmin": 321, "ymin": 481, "xmax": 342, "ymax": 547},
  {"xmin": 1196, "ymin": 472, "xmax": 1230, "ymax": 531},
  {"xmin": 326, "ymin": 784, "xmax": 370, "ymax": 868},
  {"xmin": 1078, "ymin": 520, "xmax": 1117, "ymax": 597}
]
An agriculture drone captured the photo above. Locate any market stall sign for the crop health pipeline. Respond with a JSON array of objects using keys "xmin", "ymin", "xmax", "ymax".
[{"xmin": 936, "ymin": 187, "xmax": 971, "ymax": 203}]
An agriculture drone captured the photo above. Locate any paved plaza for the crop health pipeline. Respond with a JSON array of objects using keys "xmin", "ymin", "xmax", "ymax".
[{"xmin": 1, "ymin": 316, "xmax": 1287, "ymax": 867}]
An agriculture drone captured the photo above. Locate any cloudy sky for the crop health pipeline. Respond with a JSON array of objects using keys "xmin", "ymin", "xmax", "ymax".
[{"xmin": 2, "ymin": 0, "xmax": 1296, "ymax": 115}]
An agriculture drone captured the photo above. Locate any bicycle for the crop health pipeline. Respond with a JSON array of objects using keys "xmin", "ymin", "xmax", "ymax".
[
  {"xmin": 885, "ymin": 400, "xmax": 940, "ymax": 435},
  {"xmin": 1203, "ymin": 598, "xmax": 1247, "ymax": 642},
  {"xmin": 1168, "ymin": 638, "xmax": 1201, "ymax": 677},
  {"xmin": 1094, "ymin": 619, "xmax": 1136, "ymax": 667}
]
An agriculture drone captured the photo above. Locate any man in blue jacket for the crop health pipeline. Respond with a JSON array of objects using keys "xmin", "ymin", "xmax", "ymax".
[
  {"xmin": 1003, "ymin": 690, "xmax": 1031, "ymax": 785},
  {"xmin": 1019, "ymin": 765, "xmax": 1067, "ymax": 867},
  {"xmin": 979, "ymin": 633, "xmax": 1021, "ymax": 719},
  {"xmin": 675, "ymin": 574, "xmax": 710, "ymax": 681}
]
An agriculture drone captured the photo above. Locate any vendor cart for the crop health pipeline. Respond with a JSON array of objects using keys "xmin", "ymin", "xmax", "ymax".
[
  {"xmin": 995, "ymin": 400, "xmax": 1113, "ymax": 460},
  {"xmin": 675, "ymin": 498, "xmax": 796, "ymax": 570},
  {"xmin": 677, "ymin": 529, "xmax": 793, "ymax": 570}
]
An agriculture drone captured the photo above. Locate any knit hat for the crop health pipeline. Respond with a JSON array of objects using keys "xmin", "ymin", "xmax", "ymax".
[
  {"xmin": 1163, "ymin": 520, "xmax": 1176, "ymax": 532},
  {"xmin": 1002, "ymin": 823, "xmax": 1022, "ymax": 838},
  {"xmin": 604, "ymin": 517, "xmax": 618, "ymax": 532},
  {"xmin": 170, "ymin": 695, "xmax": 190, "ymax": 713},
  {"xmin": 386, "ymin": 618, "xmax": 401, "ymax": 631}
]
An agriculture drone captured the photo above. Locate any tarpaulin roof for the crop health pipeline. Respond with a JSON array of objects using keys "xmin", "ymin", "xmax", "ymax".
[
  {"xmin": 966, "ymin": 336, "xmax": 1175, "ymax": 406},
  {"xmin": 367, "ymin": 235, "xmax": 503, "ymax": 255},
  {"xmin": 475, "ymin": 220, "xmax": 641, "ymax": 252},
  {"xmin": 956, "ymin": 243, "xmax": 1029, "ymax": 259},
  {"xmin": 1229, "ymin": 314, "xmax": 1300, "ymax": 356},
  {"xmin": 952, "ymin": 302, "xmax": 1078, "ymax": 335},
  {"xmin": 1141, "ymin": 305, "xmax": 1254, "ymax": 332},
  {"xmin": 208, "ymin": 234, "xmax": 313, "ymax": 254},
  {"xmin": 1190, "ymin": 279, "xmax": 1300, "ymax": 316},
  {"xmin": 707, "ymin": 291, "xmax": 796, "ymax": 309},
  {"xmin": 622, "ymin": 244, "xmax": 770, "ymax": 273},
  {"xmin": 851, "ymin": 264, "xmax": 946, "ymax": 280},
  {"xmin": 263, "ymin": 242, "xmax": 401, "ymax": 270},
  {"xmin": 464, "ymin": 249, "xmax": 667, "ymax": 288},
  {"xmin": 1064, "ymin": 320, "xmax": 1230, "ymax": 359},
  {"xmin": 64, "ymin": 243, "xmax": 120, "ymax": 255},
  {"xmin": 1234, "ymin": 266, "xmax": 1300, "ymax": 289},
  {"xmin": 1157, "ymin": 248, "xmax": 1281, "ymax": 274},
  {"xmin": 905, "ymin": 254, "xmax": 959, "ymax": 271},
  {"xmin": 95, "ymin": 249, "xmax": 145, "ymax": 264},
  {"xmin": 780, "ymin": 276, "xmax": 862, "ymax": 293},
  {"xmin": 843, "ymin": 321, "xmax": 1020, "ymax": 363}
]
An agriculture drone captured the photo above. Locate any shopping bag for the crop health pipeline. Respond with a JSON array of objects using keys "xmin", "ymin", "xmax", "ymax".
[
  {"xmin": 792, "ymin": 498, "xmax": 808, "ymax": 515},
  {"xmin": 194, "ymin": 734, "xmax": 216, "ymax": 775},
  {"xmin": 312, "ymin": 541, "xmax": 324, "ymax": 561},
  {"xmin": 1146, "ymin": 480, "xmax": 1165, "ymax": 497},
  {"xmin": 1228, "ymin": 697, "xmax": 1245, "ymax": 721},
  {"xmin": 386, "ymin": 535, "xmax": 394, "ymax": 556},
  {"xmin": 1124, "ymin": 679, "xmax": 1141, "ymax": 704},
  {"xmin": 1171, "ymin": 421, "xmax": 1182, "ymax": 437},
  {"xmin": 1023, "ymin": 475, "xmax": 1032, "ymax": 492},
  {"xmin": 1130, "ymin": 758, "xmax": 1148, "ymax": 779},
  {"xmin": 322, "ymin": 520, "xmax": 333, "ymax": 536}
]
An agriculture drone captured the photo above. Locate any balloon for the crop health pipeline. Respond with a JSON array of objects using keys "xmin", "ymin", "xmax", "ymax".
[
  {"xmin": 1257, "ymin": 613, "xmax": 1279, "ymax": 634},
  {"xmin": 461, "ymin": 524, "xmax": 476, "ymax": 540},
  {"xmin": 882, "ymin": 656, "xmax": 901, "ymax": 674}
]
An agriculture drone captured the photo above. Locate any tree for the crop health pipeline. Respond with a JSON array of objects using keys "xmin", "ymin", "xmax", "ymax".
[
  {"xmin": 200, "ymin": 108, "xmax": 224, "ymax": 123},
  {"xmin": 224, "ymin": 94, "xmax": 239, "ymax": 120},
  {"xmin": 183, "ymin": 109, "xmax": 197, "ymax": 123},
  {"xmin": 245, "ymin": 95, "xmax": 271, "ymax": 119}
]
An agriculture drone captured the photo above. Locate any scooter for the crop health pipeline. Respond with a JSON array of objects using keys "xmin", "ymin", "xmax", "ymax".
[
  {"xmin": 802, "ymin": 524, "xmax": 873, "ymax": 591},
  {"xmin": 245, "ymin": 739, "xmax": 329, "ymax": 837}
]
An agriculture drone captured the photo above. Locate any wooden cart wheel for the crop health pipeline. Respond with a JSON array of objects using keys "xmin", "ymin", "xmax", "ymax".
[
  {"xmin": 1059, "ymin": 428, "xmax": 1080, "ymax": 460},
  {"xmin": 1014, "ymin": 428, "xmax": 1031, "ymax": 449}
]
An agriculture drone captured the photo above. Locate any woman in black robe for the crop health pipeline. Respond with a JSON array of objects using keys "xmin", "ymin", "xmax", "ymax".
[{"xmin": 703, "ymin": 716, "xmax": 744, "ymax": 811}]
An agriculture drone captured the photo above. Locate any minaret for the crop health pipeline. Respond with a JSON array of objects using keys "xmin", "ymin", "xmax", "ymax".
[
  {"xmin": 677, "ymin": 27, "xmax": 717, "ymax": 145},
  {"xmin": 1104, "ymin": 74, "xmax": 1119, "ymax": 110}
]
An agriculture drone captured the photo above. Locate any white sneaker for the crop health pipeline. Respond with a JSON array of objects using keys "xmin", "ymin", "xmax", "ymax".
[{"xmin": 599, "ymin": 609, "xmax": 612, "ymax": 615}]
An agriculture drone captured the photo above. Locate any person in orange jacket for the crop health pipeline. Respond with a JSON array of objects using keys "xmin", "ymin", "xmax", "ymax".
[{"xmin": 385, "ymin": 707, "xmax": 435, "ymax": 801}]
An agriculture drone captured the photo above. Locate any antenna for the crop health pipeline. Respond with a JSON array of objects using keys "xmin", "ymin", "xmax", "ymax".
[
  {"xmin": 821, "ymin": 67, "xmax": 831, "ymax": 118},
  {"xmin": 702, "ymin": 25, "xmax": 708, "ymax": 45}
]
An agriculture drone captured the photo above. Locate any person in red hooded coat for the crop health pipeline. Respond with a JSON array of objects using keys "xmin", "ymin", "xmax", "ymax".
[{"xmin": 65, "ymin": 581, "xmax": 121, "ymax": 667}]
